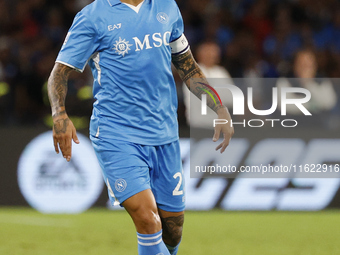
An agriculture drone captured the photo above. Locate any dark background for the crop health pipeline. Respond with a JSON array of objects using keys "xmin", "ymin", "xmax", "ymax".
[{"xmin": 1, "ymin": 0, "xmax": 340, "ymax": 128}]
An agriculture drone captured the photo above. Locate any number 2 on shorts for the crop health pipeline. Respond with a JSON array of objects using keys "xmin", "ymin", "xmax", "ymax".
[{"xmin": 172, "ymin": 172, "xmax": 184, "ymax": 196}]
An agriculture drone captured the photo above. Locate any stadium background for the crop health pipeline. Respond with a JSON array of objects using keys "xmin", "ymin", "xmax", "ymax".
[{"xmin": 1, "ymin": 0, "xmax": 340, "ymax": 254}]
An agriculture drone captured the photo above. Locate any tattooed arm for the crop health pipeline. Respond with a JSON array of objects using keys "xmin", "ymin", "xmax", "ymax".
[
  {"xmin": 172, "ymin": 50, "xmax": 234, "ymax": 153},
  {"xmin": 48, "ymin": 63, "xmax": 79, "ymax": 161}
]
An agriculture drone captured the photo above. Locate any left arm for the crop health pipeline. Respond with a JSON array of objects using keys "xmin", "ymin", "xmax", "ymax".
[{"xmin": 172, "ymin": 50, "xmax": 234, "ymax": 153}]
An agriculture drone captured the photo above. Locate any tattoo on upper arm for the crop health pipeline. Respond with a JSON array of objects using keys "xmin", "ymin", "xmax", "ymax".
[{"xmin": 48, "ymin": 64, "xmax": 74, "ymax": 114}]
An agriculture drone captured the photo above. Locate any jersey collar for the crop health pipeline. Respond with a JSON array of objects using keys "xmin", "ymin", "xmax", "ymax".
[
  {"xmin": 107, "ymin": 0, "xmax": 121, "ymax": 6},
  {"xmin": 107, "ymin": 0, "xmax": 150, "ymax": 7}
]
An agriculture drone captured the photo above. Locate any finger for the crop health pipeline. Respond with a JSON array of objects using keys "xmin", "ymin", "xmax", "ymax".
[
  {"xmin": 220, "ymin": 142, "xmax": 228, "ymax": 154},
  {"xmin": 57, "ymin": 137, "xmax": 67, "ymax": 158},
  {"xmin": 64, "ymin": 137, "xmax": 72, "ymax": 162},
  {"xmin": 53, "ymin": 138, "xmax": 59, "ymax": 154},
  {"xmin": 220, "ymin": 135, "xmax": 231, "ymax": 154},
  {"xmin": 213, "ymin": 126, "xmax": 221, "ymax": 142},
  {"xmin": 215, "ymin": 142, "xmax": 223, "ymax": 151},
  {"xmin": 215, "ymin": 140, "xmax": 228, "ymax": 153},
  {"xmin": 59, "ymin": 140, "xmax": 66, "ymax": 158},
  {"xmin": 72, "ymin": 129, "xmax": 80, "ymax": 144}
]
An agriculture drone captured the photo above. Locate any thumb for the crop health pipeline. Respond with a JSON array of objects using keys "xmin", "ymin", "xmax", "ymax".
[
  {"xmin": 213, "ymin": 126, "xmax": 220, "ymax": 142},
  {"xmin": 72, "ymin": 129, "xmax": 80, "ymax": 144}
]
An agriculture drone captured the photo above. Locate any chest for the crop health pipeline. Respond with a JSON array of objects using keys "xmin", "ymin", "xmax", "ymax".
[{"xmin": 98, "ymin": 7, "xmax": 173, "ymax": 57}]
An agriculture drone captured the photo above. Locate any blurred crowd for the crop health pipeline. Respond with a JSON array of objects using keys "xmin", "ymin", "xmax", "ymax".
[{"xmin": 1, "ymin": 0, "xmax": 340, "ymax": 128}]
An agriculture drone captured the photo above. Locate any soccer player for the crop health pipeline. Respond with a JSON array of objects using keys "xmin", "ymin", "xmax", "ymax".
[{"xmin": 47, "ymin": 0, "xmax": 234, "ymax": 254}]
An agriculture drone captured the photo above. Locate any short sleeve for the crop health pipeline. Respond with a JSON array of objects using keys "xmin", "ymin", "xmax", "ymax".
[
  {"xmin": 169, "ymin": 3, "xmax": 189, "ymax": 55},
  {"xmin": 170, "ymin": 4, "xmax": 184, "ymax": 43},
  {"xmin": 56, "ymin": 12, "xmax": 99, "ymax": 72}
]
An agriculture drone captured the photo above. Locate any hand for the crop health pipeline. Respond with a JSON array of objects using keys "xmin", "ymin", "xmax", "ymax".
[
  {"xmin": 213, "ymin": 107, "xmax": 234, "ymax": 153},
  {"xmin": 52, "ymin": 113, "xmax": 79, "ymax": 161}
]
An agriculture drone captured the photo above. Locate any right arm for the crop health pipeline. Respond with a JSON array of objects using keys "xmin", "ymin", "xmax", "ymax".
[
  {"xmin": 47, "ymin": 63, "xmax": 79, "ymax": 162},
  {"xmin": 172, "ymin": 50, "xmax": 234, "ymax": 153}
]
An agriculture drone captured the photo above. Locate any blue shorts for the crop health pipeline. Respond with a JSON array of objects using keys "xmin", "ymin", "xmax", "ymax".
[{"xmin": 90, "ymin": 136, "xmax": 185, "ymax": 212}]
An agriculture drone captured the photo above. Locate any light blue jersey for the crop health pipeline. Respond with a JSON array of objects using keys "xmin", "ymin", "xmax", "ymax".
[{"xmin": 56, "ymin": 0, "xmax": 189, "ymax": 145}]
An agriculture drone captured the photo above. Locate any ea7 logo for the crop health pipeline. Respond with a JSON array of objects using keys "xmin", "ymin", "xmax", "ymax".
[{"xmin": 108, "ymin": 23, "xmax": 122, "ymax": 31}]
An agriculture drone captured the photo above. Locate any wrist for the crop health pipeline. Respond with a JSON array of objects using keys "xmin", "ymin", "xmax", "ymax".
[
  {"xmin": 52, "ymin": 109, "xmax": 67, "ymax": 119},
  {"xmin": 217, "ymin": 106, "xmax": 231, "ymax": 118},
  {"xmin": 216, "ymin": 105, "xmax": 227, "ymax": 114}
]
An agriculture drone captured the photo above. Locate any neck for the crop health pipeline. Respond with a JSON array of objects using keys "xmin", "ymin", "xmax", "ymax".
[{"xmin": 120, "ymin": 0, "xmax": 143, "ymax": 6}]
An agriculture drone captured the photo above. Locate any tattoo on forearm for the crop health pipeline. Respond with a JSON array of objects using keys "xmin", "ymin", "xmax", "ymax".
[
  {"xmin": 53, "ymin": 118, "xmax": 69, "ymax": 134},
  {"xmin": 213, "ymin": 104, "xmax": 225, "ymax": 112},
  {"xmin": 161, "ymin": 215, "xmax": 184, "ymax": 246},
  {"xmin": 172, "ymin": 50, "xmax": 203, "ymax": 82},
  {"xmin": 48, "ymin": 63, "xmax": 73, "ymax": 114},
  {"xmin": 172, "ymin": 50, "xmax": 224, "ymax": 113}
]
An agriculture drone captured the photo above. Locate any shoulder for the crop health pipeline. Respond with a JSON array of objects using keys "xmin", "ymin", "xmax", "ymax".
[
  {"xmin": 75, "ymin": 1, "xmax": 107, "ymax": 34},
  {"xmin": 79, "ymin": 0, "xmax": 98, "ymax": 16},
  {"xmin": 78, "ymin": 0, "xmax": 105, "ymax": 20},
  {"xmin": 154, "ymin": 0, "xmax": 182, "ymax": 23}
]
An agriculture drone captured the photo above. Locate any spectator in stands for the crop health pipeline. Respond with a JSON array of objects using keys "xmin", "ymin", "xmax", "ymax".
[
  {"xmin": 263, "ymin": 5, "xmax": 302, "ymax": 75},
  {"xmin": 1, "ymin": 0, "xmax": 340, "ymax": 127},
  {"xmin": 243, "ymin": 0, "xmax": 272, "ymax": 53},
  {"xmin": 277, "ymin": 49, "xmax": 337, "ymax": 115}
]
